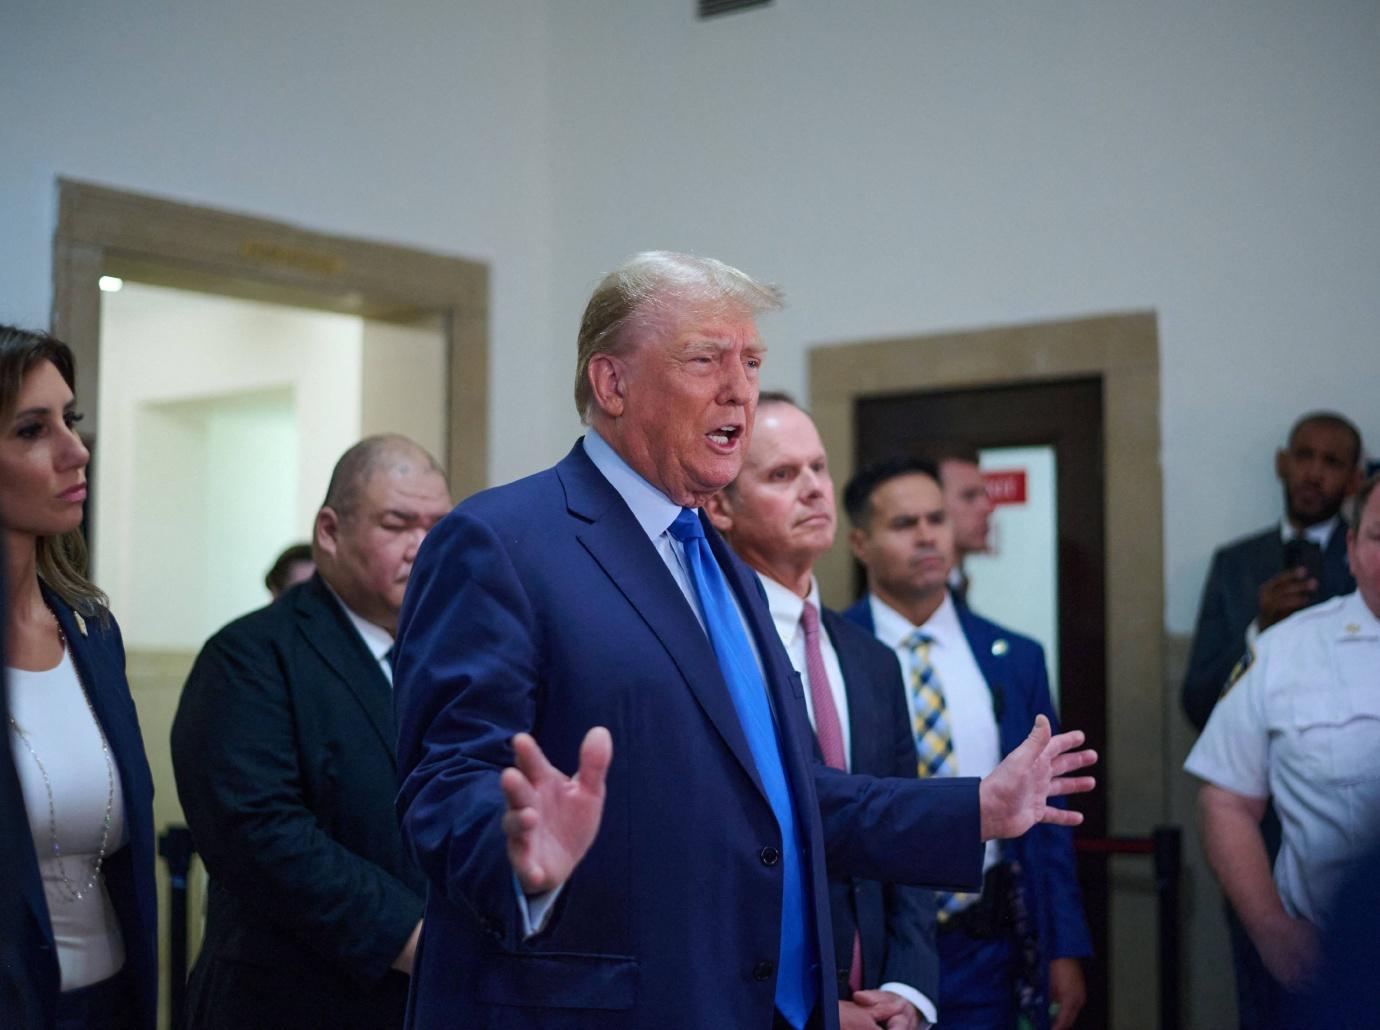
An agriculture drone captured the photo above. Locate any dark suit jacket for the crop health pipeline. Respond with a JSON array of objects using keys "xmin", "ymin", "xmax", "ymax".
[
  {"xmin": 393, "ymin": 440, "xmax": 983, "ymax": 1030},
  {"xmin": 171, "ymin": 574, "xmax": 424, "ymax": 1029},
  {"xmin": 843, "ymin": 595, "xmax": 1092, "ymax": 1022},
  {"xmin": 3, "ymin": 588, "xmax": 158, "ymax": 1030},
  {"xmin": 818, "ymin": 607, "xmax": 938, "ymax": 1005},
  {"xmin": 1181, "ymin": 523, "xmax": 1353, "ymax": 730}
]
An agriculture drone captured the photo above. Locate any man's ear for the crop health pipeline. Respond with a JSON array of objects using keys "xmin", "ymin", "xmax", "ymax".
[
  {"xmin": 588, "ymin": 353, "xmax": 627, "ymax": 419},
  {"xmin": 1275, "ymin": 448, "xmax": 1289, "ymax": 482},
  {"xmin": 848, "ymin": 525, "xmax": 869, "ymax": 564},
  {"xmin": 704, "ymin": 489, "xmax": 734, "ymax": 535},
  {"xmin": 315, "ymin": 507, "xmax": 341, "ymax": 558}
]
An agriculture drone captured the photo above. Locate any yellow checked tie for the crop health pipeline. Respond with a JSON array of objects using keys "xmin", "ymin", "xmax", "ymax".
[
  {"xmin": 907, "ymin": 631, "xmax": 956, "ymax": 778},
  {"xmin": 906, "ymin": 630, "xmax": 978, "ymax": 918}
]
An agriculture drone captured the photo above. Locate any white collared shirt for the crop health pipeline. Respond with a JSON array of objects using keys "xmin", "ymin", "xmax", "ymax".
[
  {"xmin": 1186, "ymin": 591, "xmax": 1380, "ymax": 926},
  {"xmin": 871, "ymin": 593, "xmax": 1001, "ymax": 870},
  {"xmin": 324, "ymin": 582, "xmax": 395, "ymax": 685},
  {"xmin": 759, "ymin": 574, "xmax": 852, "ymax": 769},
  {"xmin": 1279, "ymin": 514, "xmax": 1339, "ymax": 550}
]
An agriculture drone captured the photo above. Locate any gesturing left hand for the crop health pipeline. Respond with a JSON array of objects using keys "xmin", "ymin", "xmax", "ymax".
[
  {"xmin": 500, "ymin": 726, "xmax": 613, "ymax": 894},
  {"xmin": 979, "ymin": 715, "xmax": 1096, "ymax": 841}
]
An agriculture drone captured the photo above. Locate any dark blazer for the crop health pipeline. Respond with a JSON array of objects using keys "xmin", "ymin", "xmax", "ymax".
[
  {"xmin": 393, "ymin": 440, "xmax": 983, "ymax": 1030},
  {"xmin": 818, "ymin": 607, "xmax": 938, "ymax": 1005},
  {"xmin": 171, "ymin": 574, "xmax": 424, "ymax": 1029},
  {"xmin": 1181, "ymin": 523, "xmax": 1353, "ymax": 730},
  {"xmin": 843, "ymin": 595, "xmax": 1092, "ymax": 1024},
  {"xmin": 3, "ymin": 588, "xmax": 158, "ymax": 1030}
]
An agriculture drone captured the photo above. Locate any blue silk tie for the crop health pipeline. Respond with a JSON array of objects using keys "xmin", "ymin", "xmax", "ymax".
[{"xmin": 668, "ymin": 508, "xmax": 815, "ymax": 1027}]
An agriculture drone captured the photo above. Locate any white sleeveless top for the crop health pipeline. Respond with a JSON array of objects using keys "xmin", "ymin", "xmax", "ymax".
[{"xmin": 7, "ymin": 648, "xmax": 128, "ymax": 990}]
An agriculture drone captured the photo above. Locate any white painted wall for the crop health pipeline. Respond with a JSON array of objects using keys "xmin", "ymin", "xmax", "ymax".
[
  {"xmin": 543, "ymin": 0, "xmax": 1380, "ymax": 632},
  {"xmin": 3, "ymin": 0, "xmax": 1377, "ymax": 632},
  {"xmin": 0, "ymin": 0, "xmax": 558, "ymax": 490},
  {"xmin": 97, "ymin": 283, "xmax": 363, "ymax": 647}
]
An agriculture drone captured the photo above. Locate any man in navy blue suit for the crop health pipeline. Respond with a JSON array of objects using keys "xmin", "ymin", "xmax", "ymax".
[
  {"xmin": 707, "ymin": 393, "xmax": 938, "ymax": 1030},
  {"xmin": 842, "ymin": 457, "xmax": 1091, "ymax": 1030},
  {"xmin": 393, "ymin": 252, "xmax": 1096, "ymax": 1030}
]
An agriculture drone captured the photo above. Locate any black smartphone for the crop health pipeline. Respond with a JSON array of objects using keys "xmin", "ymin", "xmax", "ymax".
[{"xmin": 1283, "ymin": 537, "xmax": 1324, "ymax": 586}]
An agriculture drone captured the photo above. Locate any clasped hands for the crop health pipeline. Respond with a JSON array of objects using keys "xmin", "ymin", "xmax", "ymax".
[{"xmin": 501, "ymin": 715, "xmax": 1095, "ymax": 895}]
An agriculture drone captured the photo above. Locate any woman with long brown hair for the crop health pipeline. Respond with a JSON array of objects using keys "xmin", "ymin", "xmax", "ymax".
[{"xmin": 2, "ymin": 325, "xmax": 156, "ymax": 1030}]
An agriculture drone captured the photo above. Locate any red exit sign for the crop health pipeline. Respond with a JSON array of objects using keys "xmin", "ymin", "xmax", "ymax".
[{"xmin": 982, "ymin": 469, "xmax": 1027, "ymax": 506}]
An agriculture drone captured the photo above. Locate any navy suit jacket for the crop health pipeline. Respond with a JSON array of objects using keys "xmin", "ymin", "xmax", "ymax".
[
  {"xmin": 817, "ymin": 608, "xmax": 938, "ymax": 1004},
  {"xmin": 171, "ymin": 574, "xmax": 423, "ymax": 1029},
  {"xmin": 4, "ymin": 589, "xmax": 158, "ymax": 1030},
  {"xmin": 393, "ymin": 441, "xmax": 982, "ymax": 1030},
  {"xmin": 1180, "ymin": 523, "xmax": 1353, "ymax": 730},
  {"xmin": 842, "ymin": 596, "xmax": 1092, "ymax": 1010}
]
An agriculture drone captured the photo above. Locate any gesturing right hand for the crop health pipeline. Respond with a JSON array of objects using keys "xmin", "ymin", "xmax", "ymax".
[{"xmin": 500, "ymin": 727, "xmax": 613, "ymax": 895}]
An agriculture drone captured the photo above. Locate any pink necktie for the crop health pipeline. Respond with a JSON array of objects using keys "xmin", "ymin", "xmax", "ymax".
[{"xmin": 800, "ymin": 600, "xmax": 863, "ymax": 993}]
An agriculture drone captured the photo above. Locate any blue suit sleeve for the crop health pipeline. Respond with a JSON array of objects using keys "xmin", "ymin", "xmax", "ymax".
[{"xmin": 393, "ymin": 510, "xmax": 540, "ymax": 948}]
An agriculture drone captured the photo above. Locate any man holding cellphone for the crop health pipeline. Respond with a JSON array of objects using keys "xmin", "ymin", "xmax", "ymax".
[{"xmin": 1180, "ymin": 410, "xmax": 1363, "ymax": 1029}]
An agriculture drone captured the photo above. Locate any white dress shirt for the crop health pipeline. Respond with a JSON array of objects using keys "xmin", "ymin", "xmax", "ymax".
[
  {"xmin": 871, "ymin": 593, "xmax": 1002, "ymax": 871},
  {"xmin": 328, "ymin": 586, "xmax": 395, "ymax": 685},
  {"xmin": 761, "ymin": 574, "xmax": 937, "ymax": 1027}
]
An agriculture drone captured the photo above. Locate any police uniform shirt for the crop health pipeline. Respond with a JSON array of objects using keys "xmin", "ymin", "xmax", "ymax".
[{"xmin": 1185, "ymin": 590, "xmax": 1380, "ymax": 926}]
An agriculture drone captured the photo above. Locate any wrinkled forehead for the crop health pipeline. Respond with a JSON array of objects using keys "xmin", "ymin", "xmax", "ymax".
[{"xmin": 626, "ymin": 293, "xmax": 760, "ymax": 351}]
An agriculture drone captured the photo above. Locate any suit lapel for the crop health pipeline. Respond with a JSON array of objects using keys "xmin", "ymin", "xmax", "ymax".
[
  {"xmin": 955, "ymin": 603, "xmax": 1024, "ymax": 755},
  {"xmin": 41, "ymin": 588, "xmax": 152, "ymax": 945},
  {"xmin": 1321, "ymin": 521, "xmax": 1355, "ymax": 597},
  {"xmin": 558, "ymin": 445, "xmax": 767, "ymax": 799},
  {"xmin": 295, "ymin": 577, "xmax": 396, "ymax": 759}
]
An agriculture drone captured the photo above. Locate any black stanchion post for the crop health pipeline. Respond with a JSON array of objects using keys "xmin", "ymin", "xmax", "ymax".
[
  {"xmin": 158, "ymin": 825, "xmax": 195, "ymax": 1030},
  {"xmin": 1153, "ymin": 825, "xmax": 1182, "ymax": 1030}
]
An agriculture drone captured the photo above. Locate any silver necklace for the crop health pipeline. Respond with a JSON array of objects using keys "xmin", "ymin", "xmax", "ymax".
[{"xmin": 6, "ymin": 612, "xmax": 116, "ymax": 902}]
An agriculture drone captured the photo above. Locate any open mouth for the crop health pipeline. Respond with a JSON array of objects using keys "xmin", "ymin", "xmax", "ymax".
[{"xmin": 706, "ymin": 424, "xmax": 742, "ymax": 447}]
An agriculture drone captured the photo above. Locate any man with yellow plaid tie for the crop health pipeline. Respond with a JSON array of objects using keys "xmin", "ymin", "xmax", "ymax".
[{"xmin": 842, "ymin": 457, "xmax": 1091, "ymax": 1030}]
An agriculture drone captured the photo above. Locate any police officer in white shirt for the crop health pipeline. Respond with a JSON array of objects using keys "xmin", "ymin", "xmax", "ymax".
[{"xmin": 1186, "ymin": 472, "xmax": 1380, "ymax": 1022}]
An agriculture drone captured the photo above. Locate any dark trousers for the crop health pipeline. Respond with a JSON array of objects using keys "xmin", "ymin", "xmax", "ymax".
[
  {"xmin": 55, "ymin": 966, "xmax": 137, "ymax": 1030},
  {"xmin": 938, "ymin": 929, "xmax": 1018, "ymax": 1030}
]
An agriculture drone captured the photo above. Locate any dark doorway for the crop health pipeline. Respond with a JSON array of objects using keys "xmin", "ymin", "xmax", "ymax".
[{"xmin": 854, "ymin": 377, "xmax": 1110, "ymax": 1028}]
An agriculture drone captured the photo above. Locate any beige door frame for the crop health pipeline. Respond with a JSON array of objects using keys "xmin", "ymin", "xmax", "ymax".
[
  {"xmin": 51, "ymin": 178, "xmax": 488, "ymax": 501},
  {"xmin": 810, "ymin": 311, "xmax": 1165, "ymax": 1027}
]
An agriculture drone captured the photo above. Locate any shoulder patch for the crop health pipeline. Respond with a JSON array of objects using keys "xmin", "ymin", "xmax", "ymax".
[{"xmin": 1222, "ymin": 645, "xmax": 1255, "ymax": 698}]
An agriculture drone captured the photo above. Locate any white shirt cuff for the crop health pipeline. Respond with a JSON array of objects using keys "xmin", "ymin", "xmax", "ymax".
[
  {"xmin": 877, "ymin": 982, "xmax": 937, "ymax": 1027},
  {"xmin": 513, "ymin": 873, "xmax": 564, "ymax": 938}
]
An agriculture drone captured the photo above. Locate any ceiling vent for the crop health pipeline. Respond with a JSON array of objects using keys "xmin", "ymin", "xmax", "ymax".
[{"xmin": 699, "ymin": 0, "xmax": 772, "ymax": 18}]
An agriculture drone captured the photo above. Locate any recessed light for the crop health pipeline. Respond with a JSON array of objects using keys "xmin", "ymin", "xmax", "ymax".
[{"xmin": 98, "ymin": 276, "xmax": 124, "ymax": 293}]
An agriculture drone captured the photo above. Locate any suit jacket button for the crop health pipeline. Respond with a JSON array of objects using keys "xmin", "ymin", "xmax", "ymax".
[
  {"xmin": 753, "ymin": 960, "xmax": 775, "ymax": 981},
  {"xmin": 759, "ymin": 845, "xmax": 780, "ymax": 867}
]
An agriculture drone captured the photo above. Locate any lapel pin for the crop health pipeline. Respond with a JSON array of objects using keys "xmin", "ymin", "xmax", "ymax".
[
  {"xmin": 1345, "ymin": 623, "xmax": 1361, "ymax": 635},
  {"xmin": 991, "ymin": 638, "xmax": 1009, "ymax": 656},
  {"xmin": 73, "ymin": 611, "xmax": 88, "ymax": 638}
]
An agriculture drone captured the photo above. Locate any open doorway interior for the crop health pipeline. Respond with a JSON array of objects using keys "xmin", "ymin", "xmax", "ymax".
[{"xmin": 95, "ymin": 280, "xmax": 447, "ymax": 651}]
